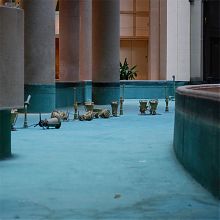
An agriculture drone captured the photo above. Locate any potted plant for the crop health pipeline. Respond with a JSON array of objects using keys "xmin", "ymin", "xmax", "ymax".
[{"xmin": 120, "ymin": 58, "xmax": 137, "ymax": 80}]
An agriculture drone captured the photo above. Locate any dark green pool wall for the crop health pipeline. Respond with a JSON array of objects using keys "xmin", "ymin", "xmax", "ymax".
[
  {"xmin": 56, "ymin": 81, "xmax": 188, "ymax": 107},
  {"xmin": 121, "ymin": 80, "xmax": 187, "ymax": 99},
  {"xmin": 92, "ymin": 82, "xmax": 120, "ymax": 105},
  {"xmin": 0, "ymin": 110, "xmax": 11, "ymax": 159},
  {"xmin": 24, "ymin": 84, "xmax": 55, "ymax": 113},
  {"xmin": 174, "ymin": 91, "xmax": 220, "ymax": 198},
  {"xmin": 56, "ymin": 81, "xmax": 92, "ymax": 108}
]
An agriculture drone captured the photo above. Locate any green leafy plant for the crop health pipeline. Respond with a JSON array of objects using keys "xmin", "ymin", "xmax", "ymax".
[{"xmin": 120, "ymin": 58, "xmax": 137, "ymax": 80}]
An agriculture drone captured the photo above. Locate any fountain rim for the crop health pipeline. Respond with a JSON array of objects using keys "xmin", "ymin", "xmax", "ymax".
[{"xmin": 176, "ymin": 84, "xmax": 220, "ymax": 102}]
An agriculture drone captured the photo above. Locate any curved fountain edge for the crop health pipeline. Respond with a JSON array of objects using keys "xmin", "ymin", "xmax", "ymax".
[{"xmin": 173, "ymin": 84, "xmax": 220, "ymax": 199}]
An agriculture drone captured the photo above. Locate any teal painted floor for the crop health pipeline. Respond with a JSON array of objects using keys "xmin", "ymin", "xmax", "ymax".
[{"xmin": 0, "ymin": 100, "xmax": 219, "ymax": 220}]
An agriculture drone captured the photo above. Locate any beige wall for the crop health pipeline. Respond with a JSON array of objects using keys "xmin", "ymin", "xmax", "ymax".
[
  {"xmin": 120, "ymin": 40, "xmax": 148, "ymax": 80},
  {"xmin": 149, "ymin": 0, "xmax": 190, "ymax": 81},
  {"xmin": 149, "ymin": 0, "xmax": 167, "ymax": 80},
  {"xmin": 166, "ymin": 0, "xmax": 190, "ymax": 81},
  {"xmin": 120, "ymin": 0, "xmax": 149, "ymax": 79}
]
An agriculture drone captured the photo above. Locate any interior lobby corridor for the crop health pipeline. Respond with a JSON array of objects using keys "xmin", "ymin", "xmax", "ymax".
[{"xmin": 0, "ymin": 100, "xmax": 219, "ymax": 220}]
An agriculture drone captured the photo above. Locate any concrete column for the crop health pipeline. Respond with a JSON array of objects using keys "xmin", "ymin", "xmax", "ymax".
[
  {"xmin": 190, "ymin": 0, "xmax": 203, "ymax": 82},
  {"xmin": 23, "ymin": 0, "xmax": 55, "ymax": 113},
  {"xmin": 149, "ymin": 0, "xmax": 160, "ymax": 80},
  {"xmin": 80, "ymin": 0, "xmax": 92, "ymax": 101},
  {"xmin": 80, "ymin": 0, "xmax": 92, "ymax": 81},
  {"xmin": 59, "ymin": 0, "xmax": 80, "ymax": 82},
  {"xmin": 92, "ymin": 0, "xmax": 120, "ymax": 104},
  {"xmin": 0, "ymin": 7, "xmax": 24, "ymax": 110},
  {"xmin": 0, "ymin": 7, "xmax": 23, "ymax": 158}
]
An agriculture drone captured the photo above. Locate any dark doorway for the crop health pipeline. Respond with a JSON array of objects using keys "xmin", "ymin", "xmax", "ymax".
[{"xmin": 203, "ymin": 0, "xmax": 220, "ymax": 83}]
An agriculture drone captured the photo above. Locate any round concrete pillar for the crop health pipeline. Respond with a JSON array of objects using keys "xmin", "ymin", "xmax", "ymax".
[
  {"xmin": 0, "ymin": 110, "xmax": 11, "ymax": 159},
  {"xmin": 92, "ymin": 0, "xmax": 120, "ymax": 104},
  {"xmin": 80, "ymin": 0, "xmax": 92, "ymax": 81},
  {"xmin": 0, "ymin": 7, "xmax": 24, "ymax": 159},
  {"xmin": 59, "ymin": 0, "xmax": 80, "ymax": 82},
  {"xmin": 23, "ymin": 0, "xmax": 55, "ymax": 113},
  {"xmin": 79, "ymin": 0, "xmax": 92, "ymax": 101}
]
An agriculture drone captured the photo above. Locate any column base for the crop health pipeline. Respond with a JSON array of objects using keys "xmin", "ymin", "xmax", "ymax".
[
  {"xmin": 0, "ymin": 110, "xmax": 11, "ymax": 159},
  {"xmin": 92, "ymin": 82, "xmax": 120, "ymax": 105},
  {"xmin": 56, "ymin": 82, "xmax": 84, "ymax": 108},
  {"xmin": 82, "ymin": 81, "xmax": 92, "ymax": 102},
  {"xmin": 24, "ymin": 84, "xmax": 55, "ymax": 113}
]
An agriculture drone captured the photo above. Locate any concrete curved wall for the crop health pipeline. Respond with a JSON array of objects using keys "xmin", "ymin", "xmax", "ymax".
[{"xmin": 174, "ymin": 84, "xmax": 220, "ymax": 198}]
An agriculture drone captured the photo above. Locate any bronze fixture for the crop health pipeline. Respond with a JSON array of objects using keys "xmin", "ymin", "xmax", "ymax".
[
  {"xmin": 93, "ymin": 108, "xmax": 110, "ymax": 118},
  {"xmin": 11, "ymin": 109, "xmax": 18, "ymax": 131},
  {"xmin": 139, "ymin": 100, "xmax": 148, "ymax": 114},
  {"xmin": 111, "ymin": 101, "xmax": 118, "ymax": 117},
  {"xmin": 84, "ymin": 101, "xmax": 94, "ymax": 112},
  {"xmin": 79, "ymin": 111, "xmax": 94, "ymax": 121},
  {"xmin": 51, "ymin": 110, "xmax": 69, "ymax": 121},
  {"xmin": 99, "ymin": 109, "xmax": 111, "ymax": 118},
  {"xmin": 23, "ymin": 95, "xmax": 31, "ymax": 128},
  {"xmin": 120, "ymin": 84, "xmax": 125, "ymax": 115},
  {"xmin": 120, "ymin": 97, "xmax": 124, "ymax": 115},
  {"xmin": 35, "ymin": 113, "xmax": 61, "ymax": 129},
  {"xmin": 172, "ymin": 75, "xmax": 176, "ymax": 100},
  {"xmin": 165, "ymin": 97, "xmax": 169, "ymax": 112},
  {"xmin": 74, "ymin": 102, "xmax": 78, "ymax": 120},
  {"xmin": 164, "ymin": 83, "xmax": 169, "ymax": 112},
  {"xmin": 73, "ymin": 87, "xmax": 78, "ymax": 120},
  {"xmin": 149, "ymin": 100, "xmax": 158, "ymax": 115}
]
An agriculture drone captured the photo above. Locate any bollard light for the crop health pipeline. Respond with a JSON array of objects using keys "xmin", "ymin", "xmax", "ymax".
[
  {"xmin": 73, "ymin": 87, "xmax": 78, "ymax": 120},
  {"xmin": 84, "ymin": 101, "xmax": 94, "ymax": 112},
  {"xmin": 120, "ymin": 97, "xmax": 124, "ymax": 115},
  {"xmin": 139, "ymin": 100, "xmax": 148, "ymax": 114},
  {"xmin": 165, "ymin": 97, "xmax": 169, "ymax": 112},
  {"xmin": 111, "ymin": 101, "xmax": 118, "ymax": 117},
  {"xmin": 23, "ymin": 95, "xmax": 31, "ymax": 128},
  {"xmin": 149, "ymin": 100, "xmax": 158, "ymax": 115}
]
